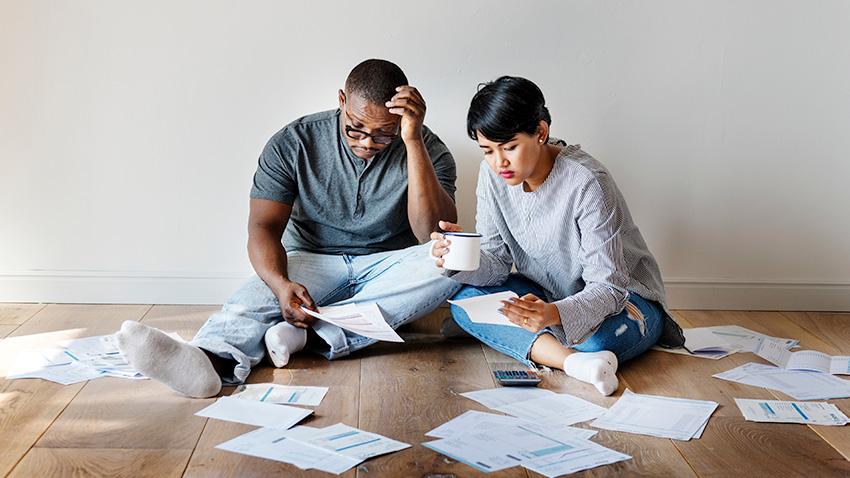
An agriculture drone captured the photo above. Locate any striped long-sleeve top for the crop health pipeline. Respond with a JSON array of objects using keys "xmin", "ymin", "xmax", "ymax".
[{"xmin": 448, "ymin": 139, "xmax": 683, "ymax": 347}]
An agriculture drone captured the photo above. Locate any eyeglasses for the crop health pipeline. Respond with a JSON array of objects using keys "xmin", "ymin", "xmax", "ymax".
[{"xmin": 342, "ymin": 109, "xmax": 398, "ymax": 145}]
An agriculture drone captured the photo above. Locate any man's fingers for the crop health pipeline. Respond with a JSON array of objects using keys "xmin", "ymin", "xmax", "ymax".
[{"xmin": 295, "ymin": 288, "xmax": 316, "ymax": 311}]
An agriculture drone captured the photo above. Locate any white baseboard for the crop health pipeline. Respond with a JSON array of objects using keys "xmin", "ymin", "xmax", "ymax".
[
  {"xmin": 665, "ymin": 279, "xmax": 850, "ymax": 311},
  {"xmin": 1, "ymin": 271, "xmax": 849, "ymax": 311}
]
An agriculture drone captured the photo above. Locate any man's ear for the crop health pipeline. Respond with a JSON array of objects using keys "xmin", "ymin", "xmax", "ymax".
[{"xmin": 338, "ymin": 90, "xmax": 346, "ymax": 109}]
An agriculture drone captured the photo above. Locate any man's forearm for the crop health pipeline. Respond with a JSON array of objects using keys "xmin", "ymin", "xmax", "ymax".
[
  {"xmin": 247, "ymin": 227, "xmax": 291, "ymax": 296},
  {"xmin": 405, "ymin": 139, "xmax": 457, "ymax": 241}
]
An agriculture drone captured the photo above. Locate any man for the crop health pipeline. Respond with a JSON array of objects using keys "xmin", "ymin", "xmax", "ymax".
[{"xmin": 116, "ymin": 59, "xmax": 461, "ymax": 398}]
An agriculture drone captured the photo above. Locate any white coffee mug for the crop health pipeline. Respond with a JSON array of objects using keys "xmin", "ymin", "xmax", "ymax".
[{"xmin": 440, "ymin": 232, "xmax": 482, "ymax": 271}]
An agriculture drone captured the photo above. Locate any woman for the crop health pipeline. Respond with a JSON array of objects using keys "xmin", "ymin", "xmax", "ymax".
[{"xmin": 431, "ymin": 76, "xmax": 683, "ymax": 395}]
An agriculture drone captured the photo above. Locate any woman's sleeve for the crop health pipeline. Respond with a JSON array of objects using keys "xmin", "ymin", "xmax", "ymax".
[{"xmin": 553, "ymin": 171, "xmax": 630, "ymax": 343}]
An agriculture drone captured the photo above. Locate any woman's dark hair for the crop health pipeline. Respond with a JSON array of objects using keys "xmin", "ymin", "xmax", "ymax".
[{"xmin": 466, "ymin": 76, "xmax": 551, "ymax": 143}]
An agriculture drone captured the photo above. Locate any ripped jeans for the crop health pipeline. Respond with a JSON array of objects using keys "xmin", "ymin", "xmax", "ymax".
[{"xmin": 449, "ymin": 275, "xmax": 664, "ymax": 366}]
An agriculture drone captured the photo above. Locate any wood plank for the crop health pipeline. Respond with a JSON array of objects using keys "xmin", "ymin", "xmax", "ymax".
[
  {"xmin": 357, "ymin": 339, "xmax": 527, "ymax": 478},
  {"xmin": 0, "ymin": 303, "xmax": 45, "ymax": 325},
  {"xmin": 0, "ymin": 324, "xmax": 18, "ymax": 339},
  {"xmin": 481, "ymin": 346, "xmax": 698, "ymax": 477},
  {"xmin": 35, "ymin": 377, "xmax": 213, "ymax": 449},
  {"xmin": 0, "ymin": 304, "xmax": 151, "ymax": 477},
  {"xmin": 9, "ymin": 448, "xmax": 192, "ymax": 478},
  {"xmin": 667, "ymin": 310, "xmax": 850, "ymax": 474},
  {"xmin": 184, "ymin": 353, "xmax": 362, "ymax": 478}
]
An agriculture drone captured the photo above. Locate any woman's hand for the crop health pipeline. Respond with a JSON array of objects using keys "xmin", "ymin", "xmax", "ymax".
[
  {"xmin": 429, "ymin": 220, "xmax": 463, "ymax": 268},
  {"xmin": 499, "ymin": 293, "xmax": 561, "ymax": 332}
]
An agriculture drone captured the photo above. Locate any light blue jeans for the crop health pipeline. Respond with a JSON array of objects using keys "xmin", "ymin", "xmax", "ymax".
[
  {"xmin": 191, "ymin": 243, "xmax": 461, "ymax": 384},
  {"xmin": 450, "ymin": 275, "xmax": 664, "ymax": 367}
]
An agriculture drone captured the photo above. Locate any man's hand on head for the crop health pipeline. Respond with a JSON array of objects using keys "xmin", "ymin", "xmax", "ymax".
[{"xmin": 386, "ymin": 86, "xmax": 425, "ymax": 142}]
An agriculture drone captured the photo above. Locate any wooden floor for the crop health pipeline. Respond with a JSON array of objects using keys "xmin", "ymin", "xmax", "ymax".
[{"xmin": 1, "ymin": 304, "xmax": 850, "ymax": 477}]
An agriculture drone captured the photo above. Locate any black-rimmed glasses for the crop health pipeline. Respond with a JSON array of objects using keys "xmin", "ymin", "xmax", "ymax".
[{"xmin": 342, "ymin": 109, "xmax": 398, "ymax": 145}]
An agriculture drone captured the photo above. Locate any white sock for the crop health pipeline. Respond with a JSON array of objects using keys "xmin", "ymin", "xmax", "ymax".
[
  {"xmin": 116, "ymin": 320, "xmax": 222, "ymax": 398},
  {"xmin": 563, "ymin": 351, "xmax": 619, "ymax": 396},
  {"xmin": 264, "ymin": 321, "xmax": 307, "ymax": 368}
]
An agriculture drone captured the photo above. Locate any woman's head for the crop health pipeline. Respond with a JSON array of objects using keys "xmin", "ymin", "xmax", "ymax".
[{"xmin": 466, "ymin": 76, "xmax": 554, "ymax": 187}]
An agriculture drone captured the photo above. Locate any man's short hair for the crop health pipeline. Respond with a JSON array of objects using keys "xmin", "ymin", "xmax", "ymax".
[{"xmin": 345, "ymin": 59, "xmax": 408, "ymax": 104}]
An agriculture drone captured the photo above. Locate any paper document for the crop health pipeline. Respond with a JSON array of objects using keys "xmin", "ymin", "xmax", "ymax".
[
  {"xmin": 756, "ymin": 339, "xmax": 850, "ymax": 375},
  {"xmin": 521, "ymin": 439, "xmax": 632, "ymax": 477},
  {"xmin": 195, "ymin": 396, "xmax": 312, "ymax": 429},
  {"xmin": 426, "ymin": 410, "xmax": 596, "ymax": 440},
  {"xmin": 495, "ymin": 393, "xmax": 607, "ymax": 426},
  {"xmin": 591, "ymin": 389, "xmax": 718, "ymax": 440},
  {"xmin": 714, "ymin": 362, "xmax": 850, "ymax": 400},
  {"xmin": 653, "ymin": 325, "xmax": 799, "ymax": 359},
  {"xmin": 216, "ymin": 423, "xmax": 409, "ymax": 474},
  {"xmin": 734, "ymin": 398, "xmax": 849, "ymax": 426},
  {"xmin": 707, "ymin": 325, "xmax": 798, "ymax": 353},
  {"xmin": 301, "ymin": 303, "xmax": 403, "ymax": 342},
  {"xmin": 423, "ymin": 424, "xmax": 628, "ymax": 474},
  {"xmin": 682, "ymin": 328, "xmax": 740, "ymax": 358},
  {"xmin": 448, "ymin": 291, "xmax": 520, "ymax": 327},
  {"xmin": 232, "ymin": 383, "xmax": 328, "ymax": 406},
  {"xmin": 460, "ymin": 386, "xmax": 554, "ymax": 409},
  {"xmin": 216, "ymin": 427, "xmax": 360, "ymax": 474}
]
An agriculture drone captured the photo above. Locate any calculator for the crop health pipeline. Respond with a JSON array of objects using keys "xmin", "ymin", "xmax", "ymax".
[{"xmin": 493, "ymin": 369, "xmax": 542, "ymax": 387}]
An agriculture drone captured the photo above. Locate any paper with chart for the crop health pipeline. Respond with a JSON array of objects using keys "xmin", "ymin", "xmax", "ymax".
[
  {"xmin": 423, "ymin": 423, "xmax": 629, "ymax": 474},
  {"xmin": 707, "ymin": 325, "xmax": 798, "ymax": 353},
  {"xmin": 448, "ymin": 291, "xmax": 520, "ymax": 327},
  {"xmin": 216, "ymin": 426, "xmax": 359, "ymax": 474},
  {"xmin": 217, "ymin": 423, "xmax": 410, "ymax": 474},
  {"xmin": 426, "ymin": 410, "xmax": 597, "ymax": 440},
  {"xmin": 734, "ymin": 398, "xmax": 849, "ymax": 426},
  {"xmin": 713, "ymin": 362, "xmax": 850, "ymax": 400},
  {"xmin": 301, "ymin": 303, "xmax": 403, "ymax": 342},
  {"xmin": 232, "ymin": 383, "xmax": 328, "ymax": 406},
  {"xmin": 756, "ymin": 338, "xmax": 850, "ymax": 375},
  {"xmin": 6, "ymin": 332, "xmax": 185, "ymax": 384},
  {"xmin": 195, "ymin": 396, "xmax": 312, "ymax": 429},
  {"xmin": 590, "ymin": 390, "xmax": 718, "ymax": 440}
]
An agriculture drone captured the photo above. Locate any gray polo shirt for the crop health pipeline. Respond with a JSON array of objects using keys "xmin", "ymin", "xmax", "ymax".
[{"xmin": 250, "ymin": 109, "xmax": 457, "ymax": 255}]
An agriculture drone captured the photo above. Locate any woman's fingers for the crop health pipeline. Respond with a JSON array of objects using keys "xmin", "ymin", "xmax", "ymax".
[{"xmin": 438, "ymin": 220, "xmax": 463, "ymax": 233}]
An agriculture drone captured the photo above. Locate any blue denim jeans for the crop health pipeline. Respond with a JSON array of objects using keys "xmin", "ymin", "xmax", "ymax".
[
  {"xmin": 450, "ymin": 275, "xmax": 664, "ymax": 367},
  {"xmin": 191, "ymin": 243, "xmax": 461, "ymax": 384}
]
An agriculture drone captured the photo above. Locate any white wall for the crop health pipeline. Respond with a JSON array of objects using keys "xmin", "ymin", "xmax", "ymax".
[{"xmin": 2, "ymin": 0, "xmax": 849, "ymax": 309}]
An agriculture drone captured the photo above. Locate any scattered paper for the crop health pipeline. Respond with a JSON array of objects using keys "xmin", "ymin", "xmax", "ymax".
[
  {"xmin": 707, "ymin": 325, "xmax": 799, "ymax": 353},
  {"xmin": 195, "ymin": 396, "xmax": 312, "ymax": 429},
  {"xmin": 423, "ymin": 424, "xmax": 628, "ymax": 474},
  {"xmin": 448, "ymin": 291, "xmax": 520, "ymax": 328},
  {"xmin": 714, "ymin": 362, "xmax": 850, "ymax": 400},
  {"xmin": 653, "ymin": 325, "xmax": 798, "ymax": 359},
  {"xmin": 216, "ymin": 423, "xmax": 410, "ymax": 474},
  {"xmin": 734, "ymin": 398, "xmax": 849, "ymax": 426},
  {"xmin": 460, "ymin": 386, "xmax": 554, "ymax": 409},
  {"xmin": 756, "ymin": 339, "xmax": 850, "ymax": 375},
  {"xmin": 232, "ymin": 383, "xmax": 328, "ymax": 406},
  {"xmin": 495, "ymin": 393, "xmax": 607, "ymax": 426},
  {"xmin": 426, "ymin": 410, "xmax": 596, "ymax": 441},
  {"xmin": 591, "ymin": 390, "xmax": 717, "ymax": 440},
  {"xmin": 682, "ymin": 327, "xmax": 740, "ymax": 359},
  {"xmin": 521, "ymin": 439, "xmax": 632, "ymax": 477},
  {"xmin": 302, "ymin": 303, "xmax": 403, "ymax": 342}
]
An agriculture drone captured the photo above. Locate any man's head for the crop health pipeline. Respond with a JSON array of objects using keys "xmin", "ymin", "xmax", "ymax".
[{"xmin": 338, "ymin": 59, "xmax": 408, "ymax": 160}]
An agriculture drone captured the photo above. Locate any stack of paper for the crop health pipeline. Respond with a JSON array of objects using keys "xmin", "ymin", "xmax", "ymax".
[
  {"xmin": 423, "ymin": 411, "xmax": 629, "ymax": 476},
  {"xmin": 217, "ymin": 423, "xmax": 410, "ymax": 474},
  {"xmin": 654, "ymin": 325, "xmax": 798, "ymax": 360},
  {"xmin": 590, "ymin": 390, "xmax": 718, "ymax": 440},
  {"xmin": 714, "ymin": 362, "xmax": 850, "ymax": 400},
  {"xmin": 231, "ymin": 383, "xmax": 328, "ymax": 406},
  {"xmin": 195, "ymin": 396, "xmax": 313, "ymax": 429},
  {"xmin": 755, "ymin": 338, "xmax": 850, "ymax": 375},
  {"xmin": 6, "ymin": 333, "xmax": 183, "ymax": 384},
  {"xmin": 301, "ymin": 303, "xmax": 403, "ymax": 342},
  {"xmin": 734, "ymin": 398, "xmax": 849, "ymax": 426}
]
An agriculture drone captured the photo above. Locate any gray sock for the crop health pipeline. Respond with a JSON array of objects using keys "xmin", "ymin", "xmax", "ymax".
[{"xmin": 116, "ymin": 320, "xmax": 221, "ymax": 398}]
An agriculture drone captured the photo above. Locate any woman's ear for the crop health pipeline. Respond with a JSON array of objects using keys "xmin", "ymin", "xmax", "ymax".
[{"xmin": 537, "ymin": 120, "xmax": 550, "ymax": 144}]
